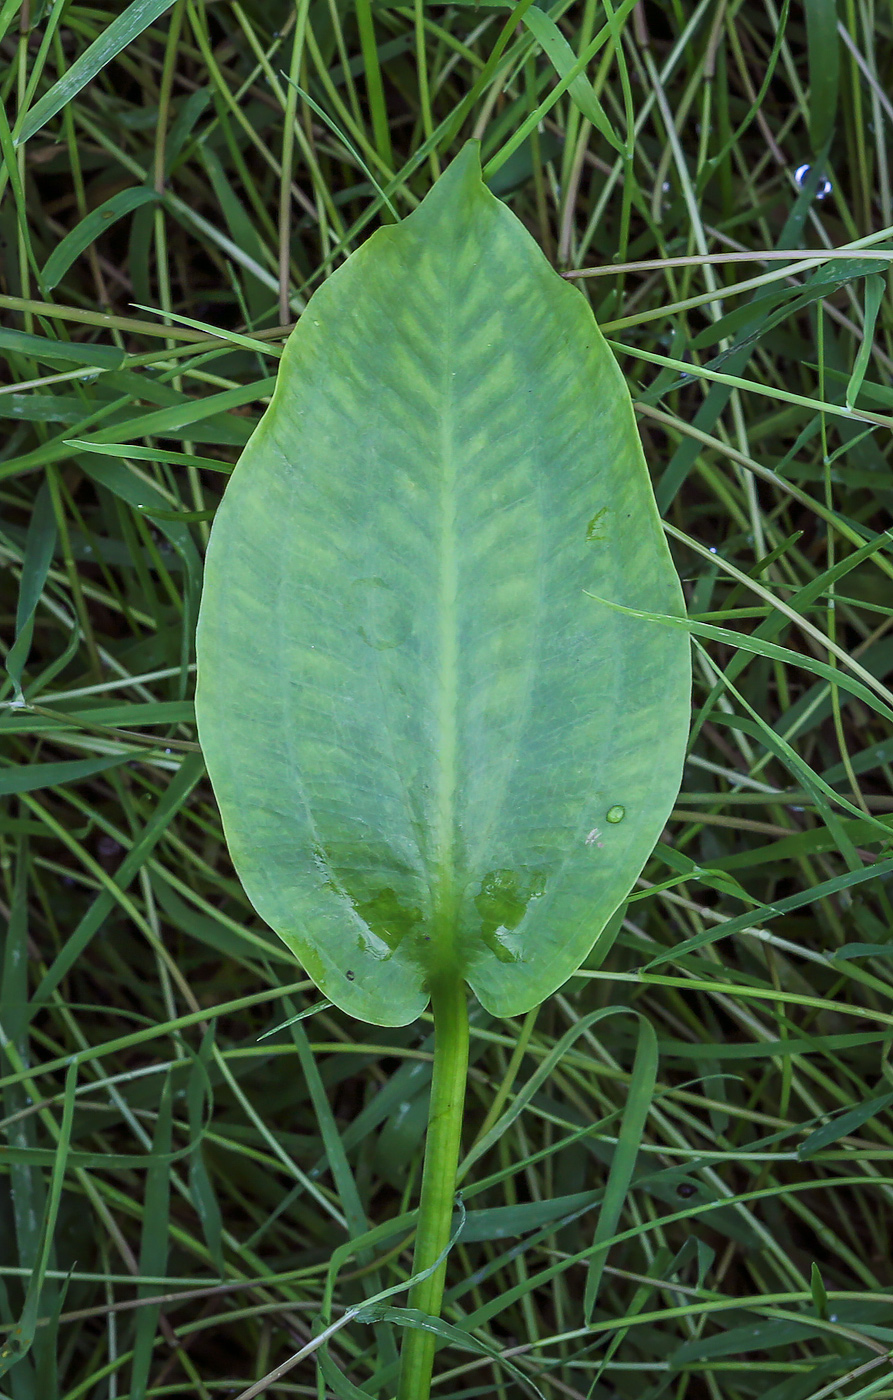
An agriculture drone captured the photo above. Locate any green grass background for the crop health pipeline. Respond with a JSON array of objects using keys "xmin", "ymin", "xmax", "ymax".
[{"xmin": 3, "ymin": 0, "xmax": 893, "ymax": 1397}]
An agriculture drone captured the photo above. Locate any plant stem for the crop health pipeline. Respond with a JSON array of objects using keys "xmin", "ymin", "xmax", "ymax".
[{"xmin": 395, "ymin": 975, "xmax": 470, "ymax": 1400}]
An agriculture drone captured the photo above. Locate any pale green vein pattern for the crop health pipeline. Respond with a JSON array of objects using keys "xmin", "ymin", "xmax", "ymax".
[{"xmin": 196, "ymin": 143, "xmax": 690, "ymax": 1025}]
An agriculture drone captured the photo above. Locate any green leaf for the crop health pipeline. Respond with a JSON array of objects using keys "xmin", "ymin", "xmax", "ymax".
[
  {"xmin": 186, "ymin": 1027, "xmax": 225, "ymax": 1276},
  {"xmin": 798, "ymin": 1089, "xmax": 893, "ymax": 1160},
  {"xmin": 644, "ymin": 856, "xmax": 893, "ymax": 972},
  {"xmin": 14, "ymin": 0, "xmax": 178, "ymax": 147},
  {"xmin": 195, "ymin": 142, "xmax": 690, "ymax": 1026},
  {"xmin": 0, "ymin": 753, "xmax": 132, "ymax": 797},
  {"xmin": 130, "ymin": 1075, "xmax": 173, "ymax": 1400},
  {"xmin": 586, "ymin": 590, "xmax": 893, "ymax": 724},
  {"xmin": 846, "ymin": 274, "xmax": 885, "ymax": 409},
  {"xmin": 584, "ymin": 1014, "xmax": 658, "ymax": 1317},
  {"xmin": 805, "ymin": 0, "xmax": 840, "ymax": 153},
  {"xmin": 0, "ymin": 326, "xmax": 123, "ymax": 369},
  {"xmin": 33, "ymin": 753, "xmax": 205, "ymax": 1005},
  {"xmin": 5, "ymin": 478, "xmax": 56, "ymax": 700},
  {"xmin": 811, "ymin": 1260, "xmax": 829, "ymax": 1319},
  {"xmin": 41, "ymin": 187, "xmax": 159, "ymax": 291},
  {"xmin": 0, "ymin": 1062, "xmax": 77, "ymax": 1380},
  {"xmin": 62, "ymin": 439, "xmax": 233, "ymax": 473},
  {"xmin": 519, "ymin": 7, "xmax": 624, "ymax": 154},
  {"xmin": 352, "ymin": 1306, "xmax": 548, "ymax": 1399}
]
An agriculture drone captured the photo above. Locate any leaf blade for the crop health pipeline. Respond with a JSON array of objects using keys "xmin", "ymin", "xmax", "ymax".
[{"xmin": 196, "ymin": 143, "xmax": 690, "ymax": 1024}]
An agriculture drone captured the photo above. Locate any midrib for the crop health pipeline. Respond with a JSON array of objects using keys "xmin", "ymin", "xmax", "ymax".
[{"xmin": 433, "ymin": 302, "xmax": 459, "ymax": 947}]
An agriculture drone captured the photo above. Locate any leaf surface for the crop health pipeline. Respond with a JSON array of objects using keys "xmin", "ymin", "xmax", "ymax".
[{"xmin": 196, "ymin": 143, "xmax": 690, "ymax": 1025}]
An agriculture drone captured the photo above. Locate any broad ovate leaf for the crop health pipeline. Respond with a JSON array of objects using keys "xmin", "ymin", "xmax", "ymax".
[{"xmin": 195, "ymin": 142, "xmax": 690, "ymax": 1026}]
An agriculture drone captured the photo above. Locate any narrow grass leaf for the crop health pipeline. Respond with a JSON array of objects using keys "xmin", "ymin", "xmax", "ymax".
[
  {"xmin": 33, "ymin": 752, "xmax": 204, "ymax": 1004},
  {"xmin": 0, "ymin": 327, "xmax": 123, "ymax": 369},
  {"xmin": 197, "ymin": 144, "xmax": 272, "ymax": 321},
  {"xmin": 0, "ymin": 1062, "xmax": 77, "ymax": 1380},
  {"xmin": 75, "ymin": 454, "xmax": 202, "ymax": 611},
  {"xmin": 130, "ymin": 1075, "xmax": 173, "ymax": 1400},
  {"xmin": 1, "ymin": 835, "xmax": 50, "ymax": 1353},
  {"xmin": 135, "ymin": 503, "xmax": 217, "ymax": 523},
  {"xmin": 0, "ymin": 0, "xmax": 24, "ymax": 44},
  {"xmin": 519, "ymin": 7, "xmax": 624, "ymax": 153},
  {"xmin": 460, "ymin": 1190, "xmax": 601, "ymax": 1242},
  {"xmin": 14, "ymin": 0, "xmax": 178, "ymax": 146},
  {"xmin": 798, "ymin": 1090, "xmax": 893, "ymax": 1160},
  {"xmin": 62, "ymin": 439, "xmax": 233, "ymax": 472},
  {"xmin": 69, "ymin": 377, "xmax": 274, "ymax": 445},
  {"xmin": 832, "ymin": 943, "xmax": 893, "ymax": 960},
  {"xmin": 5, "ymin": 479, "xmax": 56, "ymax": 700},
  {"xmin": 811, "ymin": 1261, "xmax": 830, "ymax": 1318},
  {"xmin": 354, "ymin": 1307, "xmax": 547, "ymax": 1399},
  {"xmin": 805, "ymin": 0, "xmax": 840, "ymax": 151},
  {"xmin": 0, "ymin": 754, "xmax": 132, "ymax": 796},
  {"xmin": 644, "ymin": 857, "xmax": 893, "ymax": 971},
  {"xmin": 151, "ymin": 873, "xmax": 293, "ymax": 964},
  {"xmin": 289, "ymin": 1018, "xmax": 369, "ymax": 1243},
  {"xmin": 584, "ymin": 1016, "xmax": 658, "ymax": 1316},
  {"xmin": 846, "ymin": 275, "xmax": 885, "ymax": 409},
  {"xmin": 186, "ymin": 1026, "xmax": 225, "ymax": 1275},
  {"xmin": 1, "ymin": 700, "xmax": 194, "ymax": 731},
  {"xmin": 690, "ymin": 259, "xmax": 891, "ymax": 353},
  {"xmin": 462, "ymin": 1005, "xmax": 645, "ymax": 1176},
  {"xmin": 698, "ymin": 0, "xmax": 791, "ymax": 185},
  {"xmin": 672, "ymin": 1317, "xmax": 844, "ymax": 1364},
  {"xmin": 129, "ymin": 304, "xmax": 281, "ymax": 358},
  {"xmin": 586, "ymin": 590, "xmax": 893, "ymax": 724},
  {"xmin": 164, "ymin": 86, "xmax": 212, "ymax": 177},
  {"xmin": 41, "ymin": 188, "xmax": 159, "ymax": 291},
  {"xmin": 281, "ymin": 77, "xmax": 400, "ymax": 220}
]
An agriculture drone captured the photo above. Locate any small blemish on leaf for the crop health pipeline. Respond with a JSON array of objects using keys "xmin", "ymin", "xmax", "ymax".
[
  {"xmin": 345, "ymin": 970, "xmax": 355, "ymax": 981},
  {"xmin": 586, "ymin": 507, "xmax": 608, "ymax": 542}
]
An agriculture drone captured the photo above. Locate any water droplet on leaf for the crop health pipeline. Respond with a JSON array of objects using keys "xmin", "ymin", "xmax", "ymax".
[
  {"xmin": 606, "ymin": 805, "xmax": 626, "ymax": 823},
  {"xmin": 794, "ymin": 163, "xmax": 833, "ymax": 199},
  {"xmin": 475, "ymin": 868, "xmax": 545, "ymax": 962}
]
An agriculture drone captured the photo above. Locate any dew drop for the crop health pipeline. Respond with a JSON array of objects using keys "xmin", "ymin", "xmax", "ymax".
[
  {"xmin": 606, "ymin": 805, "xmax": 626, "ymax": 824},
  {"xmin": 794, "ymin": 163, "xmax": 833, "ymax": 200}
]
